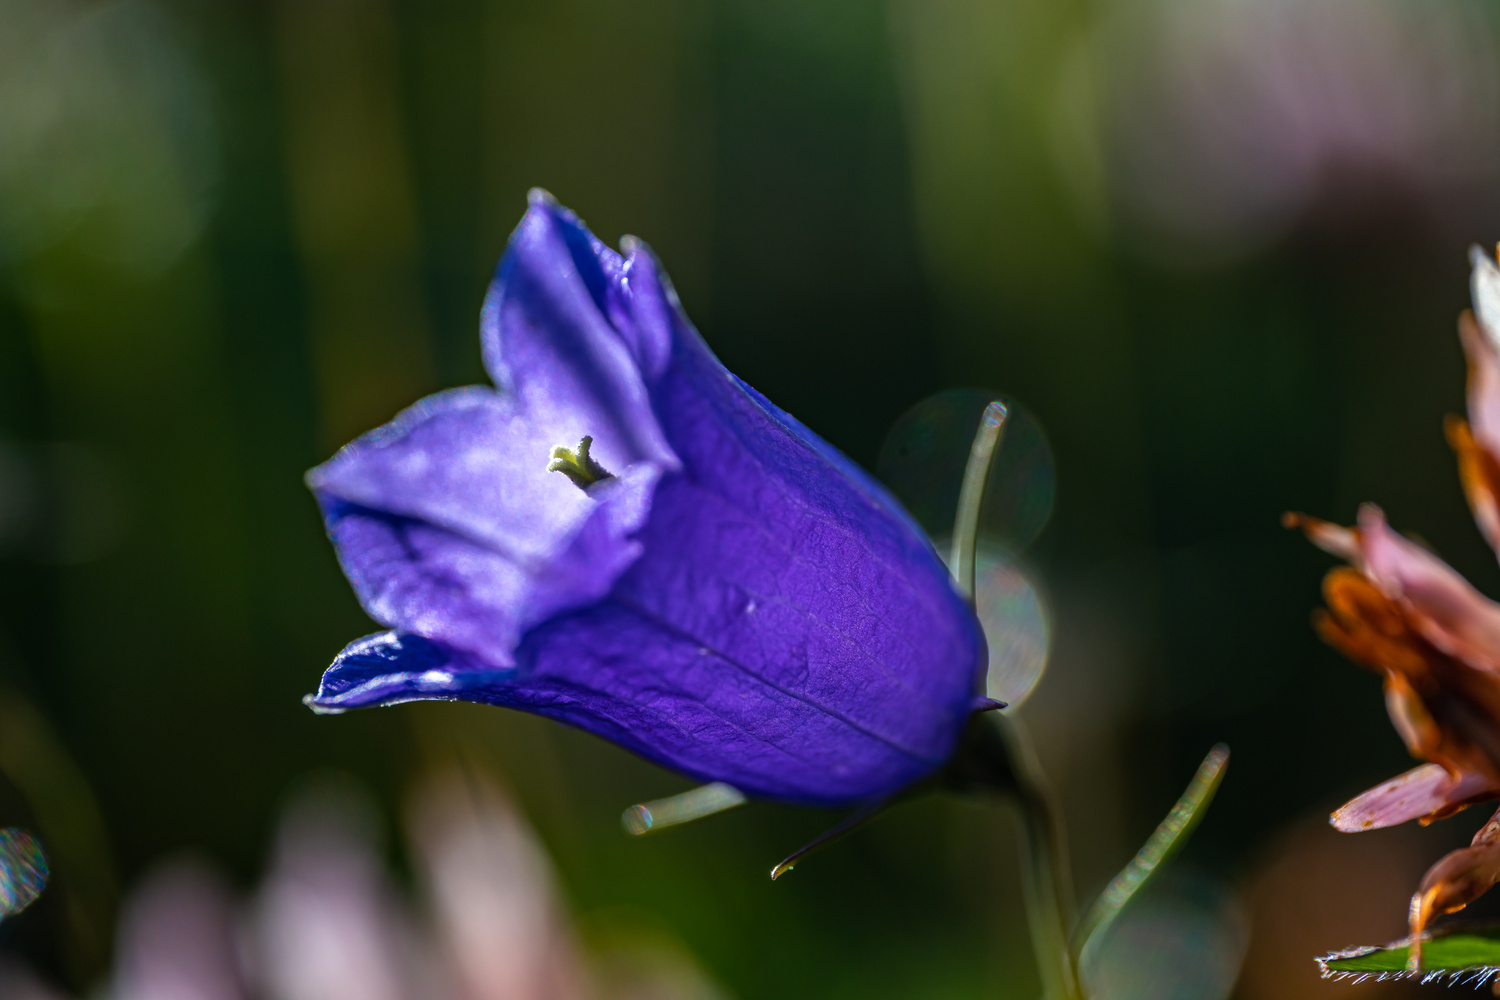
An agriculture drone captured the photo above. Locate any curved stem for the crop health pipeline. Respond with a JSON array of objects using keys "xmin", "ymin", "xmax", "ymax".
[
  {"xmin": 769, "ymin": 799, "xmax": 887, "ymax": 880},
  {"xmin": 949, "ymin": 401, "xmax": 1080, "ymax": 999},
  {"xmin": 1068, "ymin": 744, "xmax": 1228, "ymax": 971},
  {"xmin": 951, "ymin": 401, "xmax": 1008, "ymax": 603}
]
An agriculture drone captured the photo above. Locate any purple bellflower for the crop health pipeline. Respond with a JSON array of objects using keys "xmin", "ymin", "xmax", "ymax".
[{"xmin": 306, "ymin": 191, "xmax": 989, "ymax": 808}]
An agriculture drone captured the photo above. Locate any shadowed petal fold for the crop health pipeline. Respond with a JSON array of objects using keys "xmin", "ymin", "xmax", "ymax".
[
  {"xmin": 1357, "ymin": 504, "xmax": 1500, "ymax": 675},
  {"xmin": 479, "ymin": 191, "xmax": 675, "ymax": 473},
  {"xmin": 1410, "ymin": 807, "xmax": 1500, "ymax": 951},
  {"xmin": 308, "ymin": 388, "xmax": 660, "ymax": 669}
]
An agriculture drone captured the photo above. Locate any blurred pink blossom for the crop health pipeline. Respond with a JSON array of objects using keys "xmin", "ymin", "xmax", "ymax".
[
  {"xmin": 6, "ymin": 768, "xmax": 724, "ymax": 1000},
  {"xmin": 1094, "ymin": 0, "xmax": 1500, "ymax": 259}
]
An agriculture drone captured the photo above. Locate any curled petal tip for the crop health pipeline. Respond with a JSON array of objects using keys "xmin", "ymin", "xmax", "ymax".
[
  {"xmin": 527, "ymin": 186, "xmax": 557, "ymax": 207},
  {"xmin": 1405, "ymin": 808, "xmax": 1500, "ymax": 958},
  {"xmin": 1285, "ymin": 511, "xmax": 1362, "ymax": 562},
  {"xmin": 301, "ymin": 693, "xmax": 345, "ymax": 717},
  {"xmin": 1445, "ymin": 413, "xmax": 1469, "ymax": 444}
]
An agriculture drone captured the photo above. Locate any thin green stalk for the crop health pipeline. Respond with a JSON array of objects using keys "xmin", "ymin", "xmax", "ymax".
[
  {"xmin": 950, "ymin": 401, "xmax": 1080, "ymax": 1000},
  {"xmin": 950, "ymin": 401, "xmax": 1007, "ymax": 603},
  {"xmin": 1000, "ymin": 715, "xmax": 1082, "ymax": 1000},
  {"xmin": 1069, "ymin": 744, "xmax": 1229, "ymax": 973}
]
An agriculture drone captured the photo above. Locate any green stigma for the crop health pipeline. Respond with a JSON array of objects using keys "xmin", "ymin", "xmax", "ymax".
[{"xmin": 547, "ymin": 435, "xmax": 614, "ymax": 490}]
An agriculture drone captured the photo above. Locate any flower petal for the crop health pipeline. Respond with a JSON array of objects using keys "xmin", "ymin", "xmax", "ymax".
[
  {"xmin": 1357, "ymin": 504, "xmax": 1500, "ymax": 674},
  {"xmin": 1470, "ymin": 245, "xmax": 1500, "ymax": 356},
  {"xmin": 1283, "ymin": 511, "xmax": 1361, "ymax": 562},
  {"xmin": 1318, "ymin": 567, "xmax": 1500, "ymax": 789},
  {"xmin": 1458, "ymin": 247, "xmax": 1500, "ymax": 559},
  {"xmin": 305, "ymin": 632, "xmax": 508, "ymax": 713},
  {"xmin": 479, "ymin": 191, "xmax": 675, "ymax": 474},
  {"xmin": 407, "ymin": 771, "xmax": 583, "ymax": 1000},
  {"xmin": 312, "ymin": 388, "xmax": 585, "ymax": 558},
  {"xmin": 311, "ymin": 438, "xmax": 984, "ymax": 802},
  {"xmin": 514, "ymin": 599, "xmax": 966, "ymax": 804},
  {"xmin": 251, "ymin": 786, "xmax": 425, "ymax": 1000},
  {"xmin": 1448, "ymin": 414, "xmax": 1500, "ymax": 560},
  {"xmin": 309, "ymin": 613, "xmax": 951, "ymax": 805},
  {"xmin": 309, "ymin": 388, "xmax": 658, "ymax": 668},
  {"xmin": 112, "ymin": 861, "xmax": 249, "ymax": 1000},
  {"xmin": 1331, "ymin": 763, "xmax": 1498, "ymax": 832},
  {"xmin": 1410, "ymin": 806, "xmax": 1500, "ymax": 949},
  {"xmin": 584, "ymin": 240, "xmax": 983, "ymax": 800}
]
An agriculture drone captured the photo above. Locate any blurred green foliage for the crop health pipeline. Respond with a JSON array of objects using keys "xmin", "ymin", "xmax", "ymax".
[{"xmin": 4, "ymin": 0, "xmax": 1500, "ymax": 996}]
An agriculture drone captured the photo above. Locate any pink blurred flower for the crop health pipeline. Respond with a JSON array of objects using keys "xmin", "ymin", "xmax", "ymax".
[
  {"xmin": 7, "ymin": 769, "xmax": 724, "ymax": 1000},
  {"xmin": 109, "ymin": 859, "xmax": 249, "ymax": 1000},
  {"xmin": 246, "ymin": 787, "xmax": 432, "ymax": 1000},
  {"xmin": 1094, "ymin": 0, "xmax": 1500, "ymax": 260},
  {"xmin": 407, "ymin": 772, "xmax": 584, "ymax": 1000}
]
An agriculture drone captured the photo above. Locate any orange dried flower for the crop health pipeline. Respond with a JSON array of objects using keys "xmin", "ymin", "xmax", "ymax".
[{"xmin": 1291, "ymin": 246, "xmax": 1500, "ymax": 963}]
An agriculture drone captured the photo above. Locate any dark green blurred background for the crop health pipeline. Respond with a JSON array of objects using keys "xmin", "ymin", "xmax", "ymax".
[{"xmin": 5, "ymin": 0, "xmax": 1500, "ymax": 996}]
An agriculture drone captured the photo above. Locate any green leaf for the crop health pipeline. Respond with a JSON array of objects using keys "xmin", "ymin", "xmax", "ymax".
[
  {"xmin": 1071, "ymin": 743, "xmax": 1230, "ymax": 966},
  {"xmin": 1320, "ymin": 924, "xmax": 1500, "ymax": 986}
]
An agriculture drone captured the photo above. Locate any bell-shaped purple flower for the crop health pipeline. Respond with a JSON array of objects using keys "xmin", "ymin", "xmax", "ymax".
[{"xmin": 306, "ymin": 191, "xmax": 987, "ymax": 807}]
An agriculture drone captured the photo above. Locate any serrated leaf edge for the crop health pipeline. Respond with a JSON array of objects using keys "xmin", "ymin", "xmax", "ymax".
[
  {"xmin": 1317, "ymin": 941, "xmax": 1500, "ymax": 987},
  {"xmin": 1318, "ymin": 965, "xmax": 1500, "ymax": 987}
]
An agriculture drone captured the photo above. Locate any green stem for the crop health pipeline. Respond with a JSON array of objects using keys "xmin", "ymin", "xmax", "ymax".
[
  {"xmin": 950, "ymin": 401, "xmax": 1008, "ymax": 603},
  {"xmin": 999, "ymin": 715, "xmax": 1082, "ymax": 1000},
  {"xmin": 947, "ymin": 400, "xmax": 1081, "ymax": 1000},
  {"xmin": 1068, "ymin": 743, "xmax": 1229, "ymax": 973},
  {"xmin": 943, "ymin": 713, "xmax": 1082, "ymax": 1000}
]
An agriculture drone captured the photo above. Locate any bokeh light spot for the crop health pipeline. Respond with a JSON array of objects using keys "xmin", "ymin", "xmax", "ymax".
[
  {"xmin": 878, "ymin": 388, "xmax": 1055, "ymax": 554},
  {"xmin": 0, "ymin": 828, "xmax": 49, "ymax": 918},
  {"xmin": 975, "ymin": 551, "xmax": 1051, "ymax": 708},
  {"xmin": 1084, "ymin": 870, "xmax": 1247, "ymax": 1000}
]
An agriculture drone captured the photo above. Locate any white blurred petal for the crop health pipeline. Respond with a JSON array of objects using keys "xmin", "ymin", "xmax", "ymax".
[
  {"xmin": 408, "ymin": 771, "xmax": 585, "ymax": 1000},
  {"xmin": 1089, "ymin": 0, "xmax": 1500, "ymax": 261},
  {"xmin": 249, "ymin": 786, "xmax": 428, "ymax": 1000},
  {"xmin": 1472, "ymin": 245, "xmax": 1500, "ymax": 349},
  {"xmin": 109, "ymin": 858, "xmax": 247, "ymax": 1000}
]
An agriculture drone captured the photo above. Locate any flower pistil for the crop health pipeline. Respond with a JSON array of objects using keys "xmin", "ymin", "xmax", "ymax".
[{"xmin": 547, "ymin": 435, "xmax": 614, "ymax": 490}]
